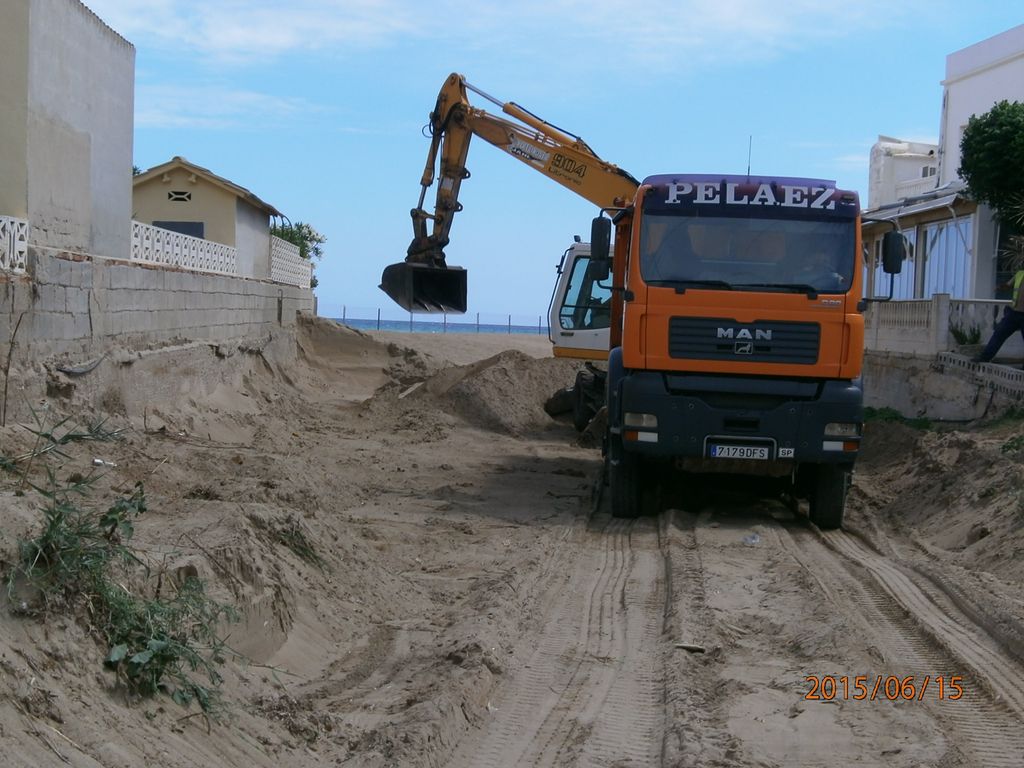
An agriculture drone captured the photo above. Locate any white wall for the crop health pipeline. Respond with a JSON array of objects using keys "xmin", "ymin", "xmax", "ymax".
[
  {"xmin": 235, "ymin": 199, "xmax": 271, "ymax": 280},
  {"xmin": 8, "ymin": 249, "xmax": 314, "ymax": 361},
  {"xmin": 0, "ymin": 1, "xmax": 30, "ymax": 220},
  {"xmin": 939, "ymin": 24, "xmax": 1024, "ymax": 186},
  {"xmin": 26, "ymin": 0, "xmax": 134, "ymax": 258}
]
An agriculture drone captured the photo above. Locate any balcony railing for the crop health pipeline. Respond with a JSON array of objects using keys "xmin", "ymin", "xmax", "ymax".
[
  {"xmin": 894, "ymin": 176, "xmax": 940, "ymax": 200},
  {"xmin": 270, "ymin": 235, "xmax": 312, "ymax": 288},
  {"xmin": 131, "ymin": 220, "xmax": 237, "ymax": 275},
  {"xmin": 0, "ymin": 215, "xmax": 28, "ymax": 274}
]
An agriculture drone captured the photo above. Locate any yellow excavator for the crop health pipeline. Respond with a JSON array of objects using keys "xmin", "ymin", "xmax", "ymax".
[{"xmin": 380, "ymin": 72, "xmax": 639, "ymax": 317}]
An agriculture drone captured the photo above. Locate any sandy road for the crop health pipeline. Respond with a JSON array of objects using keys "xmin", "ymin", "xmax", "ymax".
[
  {"xmin": 447, "ymin": 515, "xmax": 669, "ymax": 768},
  {"xmin": 442, "ymin": 479, "xmax": 1024, "ymax": 768}
]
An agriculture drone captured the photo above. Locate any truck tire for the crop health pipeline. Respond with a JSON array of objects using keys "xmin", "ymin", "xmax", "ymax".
[
  {"xmin": 572, "ymin": 377, "xmax": 591, "ymax": 432},
  {"xmin": 572, "ymin": 368, "xmax": 600, "ymax": 433},
  {"xmin": 808, "ymin": 464, "xmax": 849, "ymax": 530},
  {"xmin": 609, "ymin": 441, "xmax": 642, "ymax": 519}
]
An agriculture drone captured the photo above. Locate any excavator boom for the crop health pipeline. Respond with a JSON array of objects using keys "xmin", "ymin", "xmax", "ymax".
[{"xmin": 381, "ymin": 73, "xmax": 638, "ymax": 313}]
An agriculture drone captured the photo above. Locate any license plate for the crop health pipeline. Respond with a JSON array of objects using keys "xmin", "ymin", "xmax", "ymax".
[{"xmin": 709, "ymin": 444, "xmax": 769, "ymax": 460}]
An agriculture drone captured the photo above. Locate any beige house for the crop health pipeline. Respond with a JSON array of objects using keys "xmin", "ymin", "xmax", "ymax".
[{"xmin": 133, "ymin": 156, "xmax": 283, "ymax": 279}]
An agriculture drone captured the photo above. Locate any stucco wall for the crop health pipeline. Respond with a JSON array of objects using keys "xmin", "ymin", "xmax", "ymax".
[
  {"xmin": 0, "ymin": 1, "xmax": 30, "ymax": 220},
  {"xmin": 26, "ymin": 0, "xmax": 134, "ymax": 257},
  {"xmin": 2, "ymin": 248, "xmax": 314, "ymax": 363},
  {"xmin": 133, "ymin": 169, "xmax": 238, "ymax": 247},
  {"xmin": 864, "ymin": 351, "xmax": 1024, "ymax": 421},
  {"xmin": 235, "ymin": 199, "xmax": 270, "ymax": 279}
]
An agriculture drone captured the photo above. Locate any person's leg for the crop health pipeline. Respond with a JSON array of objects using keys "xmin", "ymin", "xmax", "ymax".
[{"xmin": 976, "ymin": 309, "xmax": 1021, "ymax": 362}]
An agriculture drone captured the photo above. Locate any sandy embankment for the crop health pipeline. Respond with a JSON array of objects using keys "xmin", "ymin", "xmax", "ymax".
[
  {"xmin": 0, "ymin": 316, "xmax": 590, "ymax": 768},
  {"xmin": 2, "ymin": 316, "xmax": 1024, "ymax": 767}
]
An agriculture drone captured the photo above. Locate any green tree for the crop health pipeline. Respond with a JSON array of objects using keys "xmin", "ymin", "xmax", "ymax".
[
  {"xmin": 958, "ymin": 100, "xmax": 1024, "ymax": 221},
  {"xmin": 271, "ymin": 221, "xmax": 325, "ymax": 288}
]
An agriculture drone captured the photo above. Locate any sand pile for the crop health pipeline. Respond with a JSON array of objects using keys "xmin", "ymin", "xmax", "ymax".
[{"xmin": 856, "ymin": 421, "xmax": 1024, "ymax": 584}]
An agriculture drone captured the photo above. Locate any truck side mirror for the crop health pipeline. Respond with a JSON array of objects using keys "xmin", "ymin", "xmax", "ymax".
[
  {"xmin": 882, "ymin": 231, "xmax": 905, "ymax": 275},
  {"xmin": 590, "ymin": 216, "xmax": 611, "ymax": 280},
  {"xmin": 591, "ymin": 216, "xmax": 611, "ymax": 261}
]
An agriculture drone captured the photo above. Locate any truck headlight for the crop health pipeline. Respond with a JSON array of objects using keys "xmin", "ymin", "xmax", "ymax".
[
  {"xmin": 624, "ymin": 412, "xmax": 658, "ymax": 428},
  {"xmin": 824, "ymin": 422, "xmax": 859, "ymax": 438}
]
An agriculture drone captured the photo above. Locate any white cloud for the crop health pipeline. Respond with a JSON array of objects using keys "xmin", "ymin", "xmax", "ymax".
[
  {"xmin": 84, "ymin": 0, "xmax": 933, "ymax": 66},
  {"xmin": 833, "ymin": 153, "xmax": 871, "ymax": 170},
  {"xmin": 134, "ymin": 83, "xmax": 320, "ymax": 129},
  {"xmin": 84, "ymin": 0, "xmax": 418, "ymax": 62}
]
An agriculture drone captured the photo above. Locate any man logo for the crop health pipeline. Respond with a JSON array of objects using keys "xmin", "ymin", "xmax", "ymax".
[
  {"xmin": 734, "ymin": 342, "xmax": 754, "ymax": 355},
  {"xmin": 718, "ymin": 327, "xmax": 772, "ymax": 341}
]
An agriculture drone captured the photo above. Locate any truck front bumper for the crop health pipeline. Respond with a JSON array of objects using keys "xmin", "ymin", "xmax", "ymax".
[{"xmin": 612, "ymin": 371, "xmax": 862, "ymax": 469}]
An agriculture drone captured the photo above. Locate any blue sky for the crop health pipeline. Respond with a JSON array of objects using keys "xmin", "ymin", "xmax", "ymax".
[{"xmin": 87, "ymin": 1, "xmax": 1023, "ymax": 322}]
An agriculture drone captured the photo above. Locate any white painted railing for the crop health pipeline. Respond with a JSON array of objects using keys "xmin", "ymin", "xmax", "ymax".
[
  {"xmin": 949, "ymin": 299, "xmax": 1005, "ymax": 337},
  {"xmin": 866, "ymin": 294, "xmax": 1024, "ymax": 358},
  {"xmin": 895, "ymin": 176, "xmax": 939, "ymax": 200},
  {"xmin": 0, "ymin": 215, "xmax": 28, "ymax": 274},
  {"xmin": 131, "ymin": 220, "xmax": 237, "ymax": 275},
  {"xmin": 270, "ymin": 235, "xmax": 312, "ymax": 288},
  {"xmin": 870, "ymin": 299, "xmax": 932, "ymax": 329}
]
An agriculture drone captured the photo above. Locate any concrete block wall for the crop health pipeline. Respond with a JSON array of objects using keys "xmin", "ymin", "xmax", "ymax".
[{"xmin": 2, "ymin": 247, "xmax": 314, "ymax": 362}]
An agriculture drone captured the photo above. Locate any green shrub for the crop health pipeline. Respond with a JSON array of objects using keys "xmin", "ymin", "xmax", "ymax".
[{"xmin": 9, "ymin": 477, "xmax": 235, "ymax": 713}]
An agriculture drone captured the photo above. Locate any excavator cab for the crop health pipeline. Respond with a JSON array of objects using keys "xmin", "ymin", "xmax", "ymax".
[{"xmin": 379, "ymin": 261, "xmax": 467, "ymax": 314}]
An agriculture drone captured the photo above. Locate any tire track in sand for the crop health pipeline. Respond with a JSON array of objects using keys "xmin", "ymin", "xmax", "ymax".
[
  {"xmin": 445, "ymin": 517, "xmax": 667, "ymax": 768},
  {"xmin": 778, "ymin": 524, "xmax": 1024, "ymax": 767}
]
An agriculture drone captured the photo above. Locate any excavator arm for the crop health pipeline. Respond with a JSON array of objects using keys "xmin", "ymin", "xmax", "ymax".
[{"xmin": 381, "ymin": 73, "xmax": 639, "ymax": 313}]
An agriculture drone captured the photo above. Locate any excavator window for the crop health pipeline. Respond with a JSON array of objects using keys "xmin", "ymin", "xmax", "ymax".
[{"xmin": 559, "ymin": 255, "xmax": 613, "ymax": 331}]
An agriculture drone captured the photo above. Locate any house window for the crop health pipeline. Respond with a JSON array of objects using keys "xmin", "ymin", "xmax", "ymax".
[
  {"xmin": 871, "ymin": 228, "xmax": 917, "ymax": 299},
  {"xmin": 168, "ymin": 191, "xmax": 192, "ymax": 202},
  {"xmin": 921, "ymin": 218, "xmax": 972, "ymax": 298},
  {"xmin": 153, "ymin": 220, "xmax": 204, "ymax": 238},
  {"xmin": 921, "ymin": 166, "xmax": 937, "ymax": 178}
]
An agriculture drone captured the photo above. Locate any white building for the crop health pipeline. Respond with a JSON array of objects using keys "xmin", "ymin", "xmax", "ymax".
[
  {"xmin": 0, "ymin": 0, "xmax": 135, "ymax": 264},
  {"xmin": 863, "ymin": 24, "xmax": 1024, "ymax": 303}
]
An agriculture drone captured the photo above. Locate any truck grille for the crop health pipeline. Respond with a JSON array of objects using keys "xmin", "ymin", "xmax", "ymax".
[{"xmin": 668, "ymin": 317, "xmax": 820, "ymax": 364}]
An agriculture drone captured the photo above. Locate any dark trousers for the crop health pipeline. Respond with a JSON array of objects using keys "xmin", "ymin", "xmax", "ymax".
[{"xmin": 978, "ymin": 306, "xmax": 1024, "ymax": 362}]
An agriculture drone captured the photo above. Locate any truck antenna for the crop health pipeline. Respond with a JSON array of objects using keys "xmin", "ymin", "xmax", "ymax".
[{"xmin": 746, "ymin": 135, "xmax": 752, "ymax": 177}]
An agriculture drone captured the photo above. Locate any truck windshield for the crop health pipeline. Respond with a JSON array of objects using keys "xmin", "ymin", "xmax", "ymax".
[{"xmin": 639, "ymin": 212, "xmax": 856, "ymax": 294}]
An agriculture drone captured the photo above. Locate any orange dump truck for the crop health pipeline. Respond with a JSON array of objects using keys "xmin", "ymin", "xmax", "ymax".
[{"xmin": 597, "ymin": 174, "xmax": 902, "ymax": 527}]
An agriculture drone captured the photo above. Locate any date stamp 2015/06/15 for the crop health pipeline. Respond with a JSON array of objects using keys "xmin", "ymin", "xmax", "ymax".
[{"xmin": 804, "ymin": 675, "xmax": 964, "ymax": 702}]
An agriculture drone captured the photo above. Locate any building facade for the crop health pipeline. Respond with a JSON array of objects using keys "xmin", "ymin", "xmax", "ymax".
[
  {"xmin": 0, "ymin": 0, "xmax": 135, "ymax": 260},
  {"xmin": 863, "ymin": 24, "xmax": 1024, "ymax": 304}
]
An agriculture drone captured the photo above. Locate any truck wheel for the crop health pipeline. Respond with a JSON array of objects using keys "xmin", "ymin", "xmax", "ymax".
[
  {"xmin": 572, "ymin": 370, "xmax": 597, "ymax": 432},
  {"xmin": 609, "ymin": 443, "xmax": 642, "ymax": 519},
  {"xmin": 808, "ymin": 465, "xmax": 849, "ymax": 530}
]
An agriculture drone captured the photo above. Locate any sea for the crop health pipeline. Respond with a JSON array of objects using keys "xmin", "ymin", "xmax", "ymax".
[{"xmin": 335, "ymin": 317, "xmax": 550, "ymax": 336}]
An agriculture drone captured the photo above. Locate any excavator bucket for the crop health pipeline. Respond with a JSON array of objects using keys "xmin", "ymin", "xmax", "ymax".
[{"xmin": 379, "ymin": 262, "xmax": 468, "ymax": 314}]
